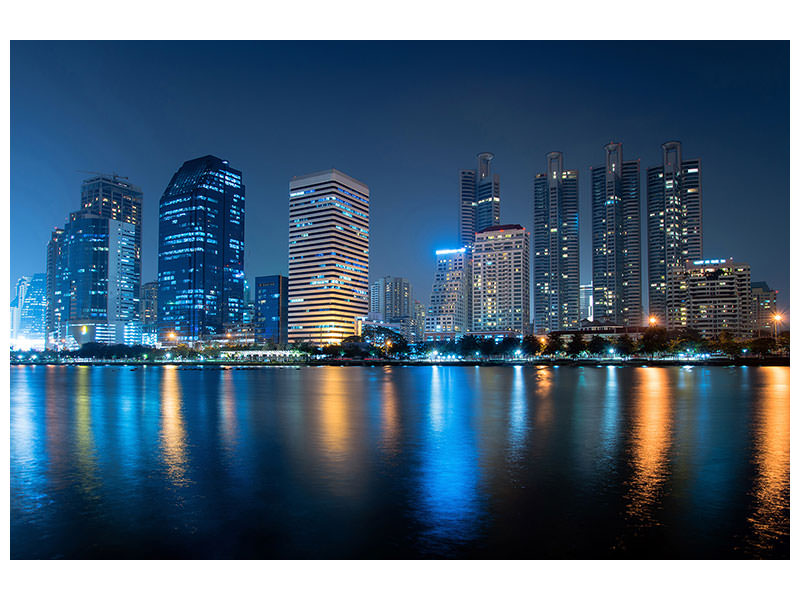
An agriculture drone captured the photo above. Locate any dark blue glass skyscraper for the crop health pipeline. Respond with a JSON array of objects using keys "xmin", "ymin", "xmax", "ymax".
[
  {"xmin": 157, "ymin": 155, "xmax": 245, "ymax": 342},
  {"xmin": 255, "ymin": 275, "xmax": 288, "ymax": 345}
]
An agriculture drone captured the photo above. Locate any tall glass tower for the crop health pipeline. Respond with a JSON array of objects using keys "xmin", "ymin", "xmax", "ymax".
[
  {"xmin": 157, "ymin": 155, "xmax": 245, "ymax": 342},
  {"xmin": 255, "ymin": 275, "xmax": 289, "ymax": 345},
  {"xmin": 533, "ymin": 151, "xmax": 579, "ymax": 333},
  {"xmin": 80, "ymin": 175, "xmax": 142, "ymax": 317},
  {"xmin": 590, "ymin": 142, "xmax": 642, "ymax": 326},
  {"xmin": 287, "ymin": 169, "xmax": 369, "ymax": 345},
  {"xmin": 459, "ymin": 152, "xmax": 500, "ymax": 247},
  {"xmin": 647, "ymin": 141, "xmax": 702, "ymax": 321}
]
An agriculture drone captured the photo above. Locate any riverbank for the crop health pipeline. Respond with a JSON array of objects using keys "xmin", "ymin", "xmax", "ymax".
[{"xmin": 9, "ymin": 356, "xmax": 790, "ymax": 367}]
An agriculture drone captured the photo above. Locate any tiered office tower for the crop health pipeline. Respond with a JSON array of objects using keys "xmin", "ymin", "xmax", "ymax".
[
  {"xmin": 287, "ymin": 169, "xmax": 369, "ymax": 344},
  {"xmin": 647, "ymin": 141, "xmax": 702, "ymax": 322},
  {"xmin": 533, "ymin": 151, "xmax": 580, "ymax": 333},
  {"xmin": 157, "ymin": 155, "xmax": 245, "ymax": 343},
  {"xmin": 370, "ymin": 276, "xmax": 413, "ymax": 321},
  {"xmin": 471, "ymin": 225, "xmax": 530, "ymax": 336},
  {"xmin": 255, "ymin": 275, "xmax": 289, "ymax": 345},
  {"xmin": 751, "ymin": 281, "xmax": 778, "ymax": 337},
  {"xmin": 591, "ymin": 143, "xmax": 642, "ymax": 326},
  {"xmin": 425, "ymin": 248, "xmax": 470, "ymax": 339},
  {"xmin": 459, "ymin": 152, "xmax": 500, "ymax": 248},
  {"xmin": 46, "ymin": 210, "xmax": 139, "ymax": 347},
  {"xmin": 667, "ymin": 258, "xmax": 752, "ymax": 338},
  {"xmin": 80, "ymin": 175, "xmax": 143, "ymax": 317}
]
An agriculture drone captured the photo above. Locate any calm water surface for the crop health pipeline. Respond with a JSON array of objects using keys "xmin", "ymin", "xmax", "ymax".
[{"xmin": 10, "ymin": 364, "xmax": 789, "ymax": 559}]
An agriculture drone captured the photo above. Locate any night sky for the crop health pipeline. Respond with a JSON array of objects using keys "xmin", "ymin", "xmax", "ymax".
[{"xmin": 10, "ymin": 41, "xmax": 790, "ymax": 315}]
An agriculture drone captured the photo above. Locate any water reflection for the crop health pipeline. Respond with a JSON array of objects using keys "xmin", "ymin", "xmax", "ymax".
[
  {"xmin": 508, "ymin": 366, "xmax": 527, "ymax": 458},
  {"xmin": 74, "ymin": 367, "xmax": 100, "ymax": 498},
  {"xmin": 625, "ymin": 367, "xmax": 672, "ymax": 526},
  {"xmin": 380, "ymin": 372, "xmax": 400, "ymax": 456},
  {"xmin": 418, "ymin": 367, "xmax": 481, "ymax": 550},
  {"xmin": 745, "ymin": 367, "xmax": 790, "ymax": 555},
  {"xmin": 160, "ymin": 366, "xmax": 188, "ymax": 486}
]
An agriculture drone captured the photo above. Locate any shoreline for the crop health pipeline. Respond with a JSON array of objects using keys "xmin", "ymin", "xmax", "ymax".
[{"xmin": 9, "ymin": 357, "xmax": 790, "ymax": 368}]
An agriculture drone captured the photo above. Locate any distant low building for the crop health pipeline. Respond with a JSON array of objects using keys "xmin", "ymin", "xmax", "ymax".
[{"xmin": 751, "ymin": 281, "xmax": 778, "ymax": 337}]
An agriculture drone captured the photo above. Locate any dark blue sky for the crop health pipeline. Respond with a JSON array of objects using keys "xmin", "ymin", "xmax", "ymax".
[{"xmin": 10, "ymin": 41, "xmax": 790, "ymax": 313}]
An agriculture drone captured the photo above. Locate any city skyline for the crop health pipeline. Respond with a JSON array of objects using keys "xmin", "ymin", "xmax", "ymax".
[{"xmin": 10, "ymin": 41, "xmax": 790, "ymax": 320}]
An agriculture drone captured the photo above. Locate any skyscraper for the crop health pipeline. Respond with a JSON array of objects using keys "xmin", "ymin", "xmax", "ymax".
[
  {"xmin": 579, "ymin": 283, "xmax": 593, "ymax": 322},
  {"xmin": 471, "ymin": 225, "xmax": 530, "ymax": 336},
  {"xmin": 369, "ymin": 276, "xmax": 413, "ymax": 321},
  {"xmin": 647, "ymin": 141, "xmax": 703, "ymax": 321},
  {"xmin": 157, "ymin": 155, "xmax": 245, "ymax": 343},
  {"xmin": 751, "ymin": 281, "xmax": 778, "ymax": 337},
  {"xmin": 255, "ymin": 275, "xmax": 289, "ymax": 345},
  {"xmin": 141, "ymin": 281, "xmax": 158, "ymax": 326},
  {"xmin": 80, "ymin": 174, "xmax": 143, "ymax": 317},
  {"xmin": 287, "ymin": 169, "xmax": 369, "ymax": 345},
  {"xmin": 45, "ymin": 228, "xmax": 65, "ymax": 349},
  {"xmin": 591, "ymin": 142, "xmax": 642, "ymax": 326},
  {"xmin": 425, "ymin": 247, "xmax": 469, "ymax": 339},
  {"xmin": 459, "ymin": 152, "xmax": 500, "ymax": 248},
  {"xmin": 666, "ymin": 258, "xmax": 751, "ymax": 338},
  {"xmin": 11, "ymin": 274, "xmax": 46, "ymax": 350},
  {"xmin": 533, "ymin": 151, "xmax": 580, "ymax": 333}
]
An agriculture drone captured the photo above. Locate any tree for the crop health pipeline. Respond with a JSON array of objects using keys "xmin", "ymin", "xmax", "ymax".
[
  {"xmin": 544, "ymin": 332, "xmax": 563, "ymax": 356},
  {"xmin": 639, "ymin": 327, "xmax": 668, "ymax": 356},
  {"xmin": 714, "ymin": 330, "xmax": 742, "ymax": 357},
  {"xmin": 587, "ymin": 335, "xmax": 609, "ymax": 355},
  {"xmin": 457, "ymin": 335, "xmax": 480, "ymax": 357},
  {"xmin": 748, "ymin": 337, "xmax": 776, "ymax": 357},
  {"xmin": 566, "ymin": 332, "xmax": 585, "ymax": 356},
  {"xmin": 777, "ymin": 331, "xmax": 790, "ymax": 355},
  {"xmin": 478, "ymin": 337, "xmax": 497, "ymax": 357},
  {"xmin": 521, "ymin": 334, "xmax": 540, "ymax": 356},
  {"xmin": 615, "ymin": 334, "xmax": 636, "ymax": 356},
  {"xmin": 497, "ymin": 336, "xmax": 521, "ymax": 357}
]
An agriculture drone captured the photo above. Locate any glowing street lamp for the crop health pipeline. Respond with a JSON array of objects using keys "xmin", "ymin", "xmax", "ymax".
[
  {"xmin": 649, "ymin": 315, "xmax": 657, "ymax": 326},
  {"xmin": 773, "ymin": 313, "xmax": 783, "ymax": 340}
]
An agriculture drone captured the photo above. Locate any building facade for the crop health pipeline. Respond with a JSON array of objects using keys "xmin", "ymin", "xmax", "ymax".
[
  {"xmin": 11, "ymin": 274, "xmax": 47, "ymax": 350},
  {"xmin": 459, "ymin": 152, "xmax": 500, "ymax": 248},
  {"xmin": 157, "ymin": 155, "xmax": 245, "ymax": 343},
  {"xmin": 590, "ymin": 143, "xmax": 642, "ymax": 326},
  {"xmin": 471, "ymin": 225, "xmax": 530, "ymax": 336},
  {"xmin": 370, "ymin": 276, "xmax": 413, "ymax": 321},
  {"xmin": 255, "ymin": 275, "xmax": 289, "ymax": 345},
  {"xmin": 80, "ymin": 175, "xmax": 143, "ymax": 317},
  {"xmin": 425, "ymin": 247, "xmax": 470, "ymax": 339},
  {"xmin": 751, "ymin": 281, "xmax": 778, "ymax": 337},
  {"xmin": 579, "ymin": 282, "xmax": 593, "ymax": 322},
  {"xmin": 141, "ymin": 281, "xmax": 158, "ymax": 325},
  {"xmin": 533, "ymin": 151, "xmax": 580, "ymax": 333},
  {"xmin": 45, "ymin": 228, "xmax": 65, "ymax": 349},
  {"xmin": 287, "ymin": 169, "xmax": 369, "ymax": 345},
  {"xmin": 647, "ymin": 141, "xmax": 703, "ymax": 321},
  {"xmin": 666, "ymin": 259, "xmax": 752, "ymax": 338}
]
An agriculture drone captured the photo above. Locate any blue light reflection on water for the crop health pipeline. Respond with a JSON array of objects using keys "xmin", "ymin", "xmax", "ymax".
[{"xmin": 9, "ymin": 364, "xmax": 790, "ymax": 559}]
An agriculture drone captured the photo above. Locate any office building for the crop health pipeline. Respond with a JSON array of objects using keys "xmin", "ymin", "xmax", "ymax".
[
  {"xmin": 287, "ymin": 169, "xmax": 369, "ymax": 344},
  {"xmin": 370, "ymin": 276, "xmax": 413, "ymax": 321},
  {"xmin": 425, "ymin": 247, "xmax": 469, "ymax": 339},
  {"xmin": 533, "ymin": 151, "xmax": 580, "ymax": 333},
  {"xmin": 580, "ymin": 283, "xmax": 593, "ymax": 322},
  {"xmin": 752, "ymin": 281, "xmax": 778, "ymax": 337},
  {"xmin": 45, "ymin": 228, "xmax": 66, "ymax": 349},
  {"xmin": 141, "ymin": 281, "xmax": 158, "ymax": 325},
  {"xmin": 647, "ymin": 141, "xmax": 703, "ymax": 321},
  {"xmin": 157, "ymin": 155, "xmax": 245, "ymax": 343},
  {"xmin": 471, "ymin": 225, "xmax": 529, "ymax": 336},
  {"xmin": 255, "ymin": 275, "xmax": 289, "ymax": 345},
  {"xmin": 666, "ymin": 258, "xmax": 752, "ymax": 338},
  {"xmin": 459, "ymin": 152, "xmax": 500, "ymax": 248},
  {"xmin": 413, "ymin": 300, "xmax": 426, "ymax": 343},
  {"xmin": 591, "ymin": 143, "xmax": 642, "ymax": 326},
  {"xmin": 80, "ymin": 174, "xmax": 143, "ymax": 317},
  {"xmin": 11, "ymin": 275, "xmax": 46, "ymax": 350}
]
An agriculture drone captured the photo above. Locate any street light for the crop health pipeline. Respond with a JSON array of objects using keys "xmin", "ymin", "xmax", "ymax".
[
  {"xmin": 773, "ymin": 313, "xmax": 783, "ymax": 341},
  {"xmin": 649, "ymin": 315, "xmax": 657, "ymax": 326}
]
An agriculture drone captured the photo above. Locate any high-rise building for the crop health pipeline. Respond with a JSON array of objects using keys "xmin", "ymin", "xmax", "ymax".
[
  {"xmin": 11, "ymin": 274, "xmax": 47, "ymax": 350},
  {"xmin": 45, "ymin": 228, "xmax": 65, "ymax": 349},
  {"xmin": 459, "ymin": 152, "xmax": 500, "ymax": 248},
  {"xmin": 533, "ymin": 151, "xmax": 580, "ymax": 333},
  {"xmin": 141, "ymin": 281, "xmax": 158, "ymax": 326},
  {"xmin": 80, "ymin": 175, "xmax": 143, "ymax": 317},
  {"xmin": 413, "ymin": 300, "xmax": 426, "ymax": 343},
  {"xmin": 255, "ymin": 275, "xmax": 289, "ymax": 345},
  {"xmin": 370, "ymin": 276, "xmax": 413, "ymax": 321},
  {"xmin": 751, "ymin": 281, "xmax": 778, "ymax": 337},
  {"xmin": 591, "ymin": 143, "xmax": 642, "ymax": 326},
  {"xmin": 157, "ymin": 155, "xmax": 245, "ymax": 343},
  {"xmin": 425, "ymin": 247, "xmax": 470, "ymax": 339},
  {"xmin": 666, "ymin": 258, "xmax": 751, "ymax": 338},
  {"xmin": 579, "ymin": 282, "xmax": 594, "ymax": 322},
  {"xmin": 287, "ymin": 169, "xmax": 369, "ymax": 345},
  {"xmin": 471, "ymin": 225, "xmax": 530, "ymax": 336},
  {"xmin": 647, "ymin": 141, "xmax": 703, "ymax": 321}
]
